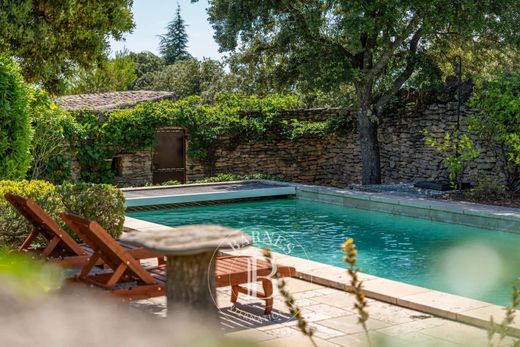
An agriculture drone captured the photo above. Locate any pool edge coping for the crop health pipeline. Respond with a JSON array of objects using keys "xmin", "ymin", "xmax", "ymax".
[
  {"xmin": 124, "ymin": 179, "xmax": 520, "ymax": 232},
  {"xmin": 123, "ymin": 216, "xmax": 520, "ymax": 338},
  {"xmin": 256, "ymin": 179, "xmax": 520, "ymax": 233}
]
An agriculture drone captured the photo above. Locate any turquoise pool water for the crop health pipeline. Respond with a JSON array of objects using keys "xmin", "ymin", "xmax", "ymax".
[{"xmin": 128, "ymin": 198, "xmax": 520, "ymax": 305}]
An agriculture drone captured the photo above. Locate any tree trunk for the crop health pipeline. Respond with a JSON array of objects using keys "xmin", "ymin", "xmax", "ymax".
[{"xmin": 356, "ymin": 87, "xmax": 382, "ymax": 185}]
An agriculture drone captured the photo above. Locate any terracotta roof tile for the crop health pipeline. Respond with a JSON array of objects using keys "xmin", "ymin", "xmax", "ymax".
[{"xmin": 55, "ymin": 91, "xmax": 176, "ymax": 111}]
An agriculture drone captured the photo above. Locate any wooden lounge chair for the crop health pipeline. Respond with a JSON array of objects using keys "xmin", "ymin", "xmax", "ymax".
[
  {"xmin": 61, "ymin": 212, "xmax": 296, "ymax": 314},
  {"xmin": 4, "ymin": 193, "xmax": 162, "ymax": 268}
]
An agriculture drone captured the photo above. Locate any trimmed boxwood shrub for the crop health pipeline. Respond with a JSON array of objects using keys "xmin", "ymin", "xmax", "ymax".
[
  {"xmin": 0, "ymin": 180, "xmax": 61, "ymax": 247},
  {"xmin": 0, "ymin": 180, "xmax": 125, "ymax": 248},
  {"xmin": 0, "ymin": 56, "xmax": 33, "ymax": 179},
  {"xmin": 57, "ymin": 182, "xmax": 125, "ymax": 241}
]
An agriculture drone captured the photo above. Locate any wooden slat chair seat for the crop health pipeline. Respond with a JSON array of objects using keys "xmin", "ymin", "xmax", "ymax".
[
  {"xmin": 61, "ymin": 212, "xmax": 296, "ymax": 314},
  {"xmin": 61, "ymin": 213, "xmax": 162, "ymax": 298},
  {"xmin": 4, "ymin": 193, "xmax": 162, "ymax": 268},
  {"xmin": 215, "ymin": 255, "xmax": 296, "ymax": 314}
]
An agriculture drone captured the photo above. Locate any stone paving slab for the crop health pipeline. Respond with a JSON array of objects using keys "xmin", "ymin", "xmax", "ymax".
[{"xmin": 130, "ymin": 277, "xmax": 516, "ymax": 347}]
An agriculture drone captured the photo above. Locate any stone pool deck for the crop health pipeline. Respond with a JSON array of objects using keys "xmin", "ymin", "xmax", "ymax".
[
  {"xmin": 130, "ymin": 275, "xmax": 516, "ymax": 347},
  {"xmin": 264, "ymin": 180, "xmax": 520, "ymax": 233}
]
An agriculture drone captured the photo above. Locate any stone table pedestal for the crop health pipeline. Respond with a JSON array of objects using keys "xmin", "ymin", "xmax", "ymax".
[{"xmin": 123, "ymin": 224, "xmax": 251, "ymax": 321}]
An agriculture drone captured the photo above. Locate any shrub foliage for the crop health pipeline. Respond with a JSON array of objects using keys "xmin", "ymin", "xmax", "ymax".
[
  {"xmin": 471, "ymin": 73, "xmax": 520, "ymax": 192},
  {"xmin": 0, "ymin": 56, "xmax": 32, "ymax": 180},
  {"xmin": 0, "ymin": 181, "xmax": 125, "ymax": 248},
  {"xmin": 29, "ymin": 90, "xmax": 74, "ymax": 183},
  {"xmin": 57, "ymin": 183, "xmax": 126, "ymax": 240},
  {"xmin": 0, "ymin": 180, "xmax": 61, "ymax": 247}
]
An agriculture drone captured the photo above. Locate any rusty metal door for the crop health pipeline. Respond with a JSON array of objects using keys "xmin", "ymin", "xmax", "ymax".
[{"xmin": 152, "ymin": 127, "xmax": 187, "ymax": 184}]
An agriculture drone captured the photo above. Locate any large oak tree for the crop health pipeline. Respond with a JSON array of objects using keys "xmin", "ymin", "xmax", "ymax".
[{"xmin": 200, "ymin": 0, "xmax": 520, "ymax": 184}]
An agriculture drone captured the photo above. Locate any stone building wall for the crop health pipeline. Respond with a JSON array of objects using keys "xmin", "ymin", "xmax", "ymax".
[
  {"xmin": 72, "ymin": 150, "xmax": 153, "ymax": 187},
  {"xmin": 112, "ymin": 151, "xmax": 153, "ymax": 187}
]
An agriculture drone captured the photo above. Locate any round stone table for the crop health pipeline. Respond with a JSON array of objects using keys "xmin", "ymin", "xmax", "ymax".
[{"xmin": 123, "ymin": 224, "xmax": 251, "ymax": 321}]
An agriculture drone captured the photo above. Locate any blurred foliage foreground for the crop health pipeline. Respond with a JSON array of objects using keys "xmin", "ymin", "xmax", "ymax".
[{"xmin": 0, "ymin": 250, "xmax": 257, "ymax": 347}]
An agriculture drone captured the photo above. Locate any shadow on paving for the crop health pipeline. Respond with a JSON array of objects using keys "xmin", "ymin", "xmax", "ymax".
[{"xmin": 219, "ymin": 303, "xmax": 294, "ymax": 332}]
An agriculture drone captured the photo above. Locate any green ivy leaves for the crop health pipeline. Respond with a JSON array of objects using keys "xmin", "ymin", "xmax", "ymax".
[
  {"xmin": 470, "ymin": 73, "xmax": 520, "ymax": 192},
  {"xmin": 65, "ymin": 93, "xmax": 352, "ymax": 183}
]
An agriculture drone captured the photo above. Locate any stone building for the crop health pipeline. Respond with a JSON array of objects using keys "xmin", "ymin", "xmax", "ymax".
[{"xmin": 55, "ymin": 91, "xmax": 177, "ymax": 187}]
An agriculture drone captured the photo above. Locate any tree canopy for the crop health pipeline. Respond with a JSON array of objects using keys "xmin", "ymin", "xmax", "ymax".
[
  {"xmin": 63, "ymin": 52, "xmax": 137, "ymax": 95},
  {"xmin": 0, "ymin": 0, "xmax": 134, "ymax": 93},
  {"xmin": 137, "ymin": 58, "xmax": 226, "ymax": 101},
  {"xmin": 160, "ymin": 4, "xmax": 191, "ymax": 64},
  {"xmin": 202, "ymin": 0, "xmax": 520, "ymax": 184},
  {"xmin": 129, "ymin": 51, "xmax": 166, "ymax": 80}
]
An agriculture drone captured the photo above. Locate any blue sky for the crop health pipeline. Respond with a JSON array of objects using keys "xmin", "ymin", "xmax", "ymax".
[{"xmin": 109, "ymin": 0, "xmax": 223, "ymax": 60}]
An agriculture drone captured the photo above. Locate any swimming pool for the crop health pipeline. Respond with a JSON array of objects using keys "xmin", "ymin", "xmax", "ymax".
[{"xmin": 128, "ymin": 198, "xmax": 520, "ymax": 306}]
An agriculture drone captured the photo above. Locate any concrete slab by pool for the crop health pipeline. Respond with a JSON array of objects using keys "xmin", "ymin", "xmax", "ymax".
[{"xmin": 123, "ymin": 181, "xmax": 295, "ymax": 208}]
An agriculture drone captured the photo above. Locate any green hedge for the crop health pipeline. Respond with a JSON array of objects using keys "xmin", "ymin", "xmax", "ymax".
[
  {"xmin": 0, "ymin": 180, "xmax": 125, "ymax": 248},
  {"xmin": 0, "ymin": 55, "xmax": 32, "ymax": 180}
]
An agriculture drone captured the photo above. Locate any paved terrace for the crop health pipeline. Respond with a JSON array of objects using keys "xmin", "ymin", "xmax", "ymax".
[{"xmin": 131, "ymin": 274, "xmax": 515, "ymax": 347}]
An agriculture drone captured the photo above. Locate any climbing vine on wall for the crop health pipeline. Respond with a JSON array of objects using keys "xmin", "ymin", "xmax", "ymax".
[{"xmin": 65, "ymin": 93, "xmax": 354, "ymax": 183}]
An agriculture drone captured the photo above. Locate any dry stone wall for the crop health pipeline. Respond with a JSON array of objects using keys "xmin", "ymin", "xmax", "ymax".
[
  {"xmin": 113, "ymin": 151, "xmax": 153, "ymax": 187},
  {"xmin": 106, "ymin": 97, "xmax": 501, "ymax": 188},
  {"xmin": 188, "ymin": 102, "xmax": 501, "ymax": 187}
]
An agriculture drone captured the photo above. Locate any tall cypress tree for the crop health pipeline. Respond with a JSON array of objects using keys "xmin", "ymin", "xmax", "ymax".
[{"xmin": 159, "ymin": 4, "xmax": 190, "ymax": 65}]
